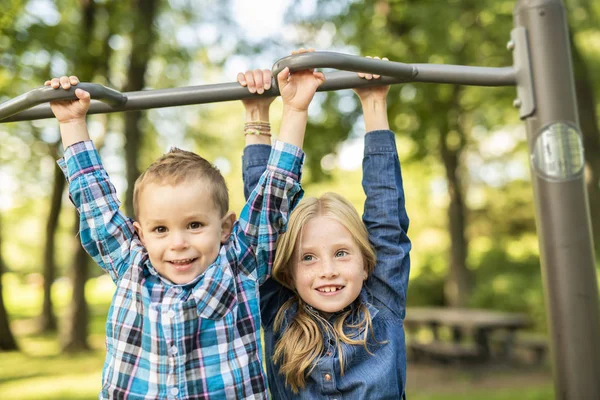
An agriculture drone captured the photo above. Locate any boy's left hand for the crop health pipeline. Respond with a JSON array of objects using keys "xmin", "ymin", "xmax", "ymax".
[
  {"xmin": 277, "ymin": 48, "xmax": 325, "ymax": 112},
  {"xmin": 45, "ymin": 75, "xmax": 91, "ymax": 124}
]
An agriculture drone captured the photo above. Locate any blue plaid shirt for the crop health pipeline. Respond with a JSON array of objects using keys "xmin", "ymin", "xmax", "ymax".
[{"xmin": 58, "ymin": 140, "xmax": 304, "ymax": 400}]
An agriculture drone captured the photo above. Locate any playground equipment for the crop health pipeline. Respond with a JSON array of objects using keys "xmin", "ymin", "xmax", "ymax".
[{"xmin": 0, "ymin": 0, "xmax": 598, "ymax": 398}]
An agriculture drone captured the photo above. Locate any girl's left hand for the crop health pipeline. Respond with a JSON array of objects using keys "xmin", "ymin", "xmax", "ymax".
[{"xmin": 352, "ymin": 56, "xmax": 390, "ymax": 103}]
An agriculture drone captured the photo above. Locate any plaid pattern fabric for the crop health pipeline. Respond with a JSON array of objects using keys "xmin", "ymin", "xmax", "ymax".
[{"xmin": 58, "ymin": 140, "xmax": 304, "ymax": 400}]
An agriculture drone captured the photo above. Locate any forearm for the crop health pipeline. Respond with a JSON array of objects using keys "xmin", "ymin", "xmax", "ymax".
[
  {"xmin": 361, "ymin": 98, "xmax": 389, "ymax": 132},
  {"xmin": 362, "ymin": 130, "xmax": 411, "ymax": 314},
  {"xmin": 60, "ymin": 118, "xmax": 90, "ymax": 149},
  {"xmin": 244, "ymin": 104, "xmax": 272, "ymax": 146},
  {"xmin": 59, "ymin": 142, "xmax": 134, "ymax": 282},
  {"xmin": 239, "ymin": 142, "xmax": 304, "ymax": 282},
  {"xmin": 278, "ymin": 106, "xmax": 307, "ymax": 149}
]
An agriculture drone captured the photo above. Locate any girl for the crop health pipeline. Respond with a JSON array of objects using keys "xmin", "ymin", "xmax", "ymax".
[{"xmin": 239, "ymin": 58, "xmax": 411, "ymax": 399}]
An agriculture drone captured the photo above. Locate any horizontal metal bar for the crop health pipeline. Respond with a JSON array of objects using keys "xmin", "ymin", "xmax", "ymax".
[
  {"xmin": 272, "ymin": 51, "xmax": 516, "ymax": 87},
  {"xmin": 1, "ymin": 52, "xmax": 516, "ymax": 123}
]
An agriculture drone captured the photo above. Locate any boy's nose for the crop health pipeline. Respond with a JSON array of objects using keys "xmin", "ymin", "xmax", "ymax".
[{"xmin": 170, "ymin": 232, "xmax": 189, "ymax": 250}]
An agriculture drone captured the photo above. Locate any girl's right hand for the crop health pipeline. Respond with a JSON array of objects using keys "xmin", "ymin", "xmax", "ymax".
[
  {"xmin": 45, "ymin": 76, "xmax": 91, "ymax": 124},
  {"xmin": 237, "ymin": 69, "xmax": 276, "ymax": 112}
]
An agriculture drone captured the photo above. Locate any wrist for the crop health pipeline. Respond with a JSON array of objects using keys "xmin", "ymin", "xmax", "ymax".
[
  {"xmin": 59, "ymin": 118, "xmax": 90, "ymax": 149},
  {"xmin": 279, "ymin": 107, "xmax": 308, "ymax": 148},
  {"xmin": 245, "ymin": 105, "xmax": 270, "ymax": 122},
  {"xmin": 360, "ymin": 98, "xmax": 387, "ymax": 109},
  {"xmin": 282, "ymin": 104, "xmax": 309, "ymax": 116}
]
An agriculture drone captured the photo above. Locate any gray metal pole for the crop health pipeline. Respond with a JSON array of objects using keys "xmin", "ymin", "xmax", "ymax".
[
  {"xmin": 0, "ymin": 61, "xmax": 516, "ymax": 123},
  {"xmin": 514, "ymin": 1, "xmax": 600, "ymax": 399}
]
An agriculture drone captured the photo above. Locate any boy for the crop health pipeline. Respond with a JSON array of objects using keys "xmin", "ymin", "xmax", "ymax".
[{"xmin": 48, "ymin": 51, "xmax": 324, "ymax": 399}]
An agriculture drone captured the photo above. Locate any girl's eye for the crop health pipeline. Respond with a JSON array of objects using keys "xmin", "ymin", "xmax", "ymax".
[
  {"xmin": 302, "ymin": 254, "xmax": 315, "ymax": 262},
  {"xmin": 335, "ymin": 250, "xmax": 348, "ymax": 258},
  {"xmin": 154, "ymin": 226, "xmax": 167, "ymax": 234},
  {"xmin": 189, "ymin": 222, "xmax": 203, "ymax": 229}
]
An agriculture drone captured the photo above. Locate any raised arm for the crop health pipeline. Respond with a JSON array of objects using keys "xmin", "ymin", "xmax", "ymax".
[
  {"xmin": 237, "ymin": 69, "xmax": 274, "ymax": 199},
  {"xmin": 237, "ymin": 69, "xmax": 294, "ymax": 322},
  {"xmin": 354, "ymin": 62, "xmax": 411, "ymax": 318},
  {"xmin": 237, "ymin": 49, "xmax": 324, "ymax": 284},
  {"xmin": 50, "ymin": 76, "xmax": 136, "ymax": 282}
]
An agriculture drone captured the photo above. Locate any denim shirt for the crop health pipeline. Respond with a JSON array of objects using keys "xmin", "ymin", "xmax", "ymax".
[{"xmin": 243, "ymin": 130, "xmax": 411, "ymax": 399}]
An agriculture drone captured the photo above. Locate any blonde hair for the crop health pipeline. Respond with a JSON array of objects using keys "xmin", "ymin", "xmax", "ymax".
[
  {"xmin": 133, "ymin": 147, "xmax": 229, "ymax": 219},
  {"xmin": 272, "ymin": 192, "xmax": 377, "ymax": 392}
]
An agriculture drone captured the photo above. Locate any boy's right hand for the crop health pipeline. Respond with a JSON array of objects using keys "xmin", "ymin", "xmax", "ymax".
[{"xmin": 45, "ymin": 76, "xmax": 91, "ymax": 124}]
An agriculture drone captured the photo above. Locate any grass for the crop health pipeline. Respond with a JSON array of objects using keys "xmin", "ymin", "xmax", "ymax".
[{"xmin": 0, "ymin": 273, "xmax": 554, "ymax": 399}]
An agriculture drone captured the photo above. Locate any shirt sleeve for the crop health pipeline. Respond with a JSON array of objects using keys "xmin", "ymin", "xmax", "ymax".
[
  {"xmin": 241, "ymin": 143, "xmax": 296, "ymax": 325},
  {"xmin": 57, "ymin": 141, "xmax": 136, "ymax": 283},
  {"xmin": 236, "ymin": 140, "xmax": 304, "ymax": 285},
  {"xmin": 362, "ymin": 130, "xmax": 411, "ymax": 319}
]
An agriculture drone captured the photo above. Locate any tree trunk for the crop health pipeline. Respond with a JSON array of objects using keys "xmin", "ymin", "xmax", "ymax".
[
  {"xmin": 61, "ymin": 213, "xmax": 90, "ymax": 352},
  {"xmin": 123, "ymin": 0, "xmax": 159, "ymax": 217},
  {"xmin": 570, "ymin": 34, "xmax": 600, "ymax": 256},
  {"xmin": 39, "ymin": 145, "xmax": 65, "ymax": 332},
  {"xmin": 61, "ymin": 0, "xmax": 98, "ymax": 352},
  {"xmin": 0, "ymin": 214, "xmax": 19, "ymax": 351},
  {"xmin": 439, "ymin": 86, "xmax": 472, "ymax": 308}
]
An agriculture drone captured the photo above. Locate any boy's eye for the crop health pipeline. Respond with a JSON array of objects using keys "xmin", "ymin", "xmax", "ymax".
[
  {"xmin": 154, "ymin": 226, "xmax": 167, "ymax": 234},
  {"xmin": 335, "ymin": 250, "xmax": 348, "ymax": 258},
  {"xmin": 189, "ymin": 221, "xmax": 203, "ymax": 229}
]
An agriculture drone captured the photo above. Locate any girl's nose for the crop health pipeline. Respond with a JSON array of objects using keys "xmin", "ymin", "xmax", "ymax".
[{"xmin": 320, "ymin": 258, "xmax": 339, "ymax": 278}]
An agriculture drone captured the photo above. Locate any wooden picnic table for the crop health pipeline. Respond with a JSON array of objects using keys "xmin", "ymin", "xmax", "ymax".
[{"xmin": 404, "ymin": 307, "xmax": 532, "ymax": 362}]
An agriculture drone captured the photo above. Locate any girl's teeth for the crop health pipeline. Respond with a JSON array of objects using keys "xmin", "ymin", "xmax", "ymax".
[{"xmin": 318, "ymin": 286, "xmax": 341, "ymax": 292}]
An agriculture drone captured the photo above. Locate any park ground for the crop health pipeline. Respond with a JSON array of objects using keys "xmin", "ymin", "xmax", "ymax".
[{"xmin": 0, "ymin": 275, "xmax": 553, "ymax": 400}]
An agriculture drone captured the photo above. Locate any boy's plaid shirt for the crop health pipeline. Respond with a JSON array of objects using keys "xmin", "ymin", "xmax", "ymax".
[{"xmin": 58, "ymin": 140, "xmax": 304, "ymax": 400}]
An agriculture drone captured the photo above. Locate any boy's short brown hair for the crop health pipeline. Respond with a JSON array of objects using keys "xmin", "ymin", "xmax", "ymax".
[{"xmin": 133, "ymin": 148, "xmax": 229, "ymax": 219}]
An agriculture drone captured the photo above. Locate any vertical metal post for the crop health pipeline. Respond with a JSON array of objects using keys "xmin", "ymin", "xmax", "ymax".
[{"xmin": 513, "ymin": 1, "xmax": 600, "ymax": 399}]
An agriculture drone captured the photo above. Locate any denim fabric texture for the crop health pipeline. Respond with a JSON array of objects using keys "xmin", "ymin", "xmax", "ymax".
[{"xmin": 242, "ymin": 130, "xmax": 411, "ymax": 399}]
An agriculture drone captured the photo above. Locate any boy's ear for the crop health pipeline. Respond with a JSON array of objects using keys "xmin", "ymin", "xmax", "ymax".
[
  {"xmin": 220, "ymin": 211, "xmax": 236, "ymax": 243},
  {"xmin": 133, "ymin": 221, "xmax": 145, "ymax": 245}
]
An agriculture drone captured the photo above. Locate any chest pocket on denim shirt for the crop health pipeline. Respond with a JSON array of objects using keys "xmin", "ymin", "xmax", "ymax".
[{"xmin": 192, "ymin": 260, "xmax": 237, "ymax": 320}]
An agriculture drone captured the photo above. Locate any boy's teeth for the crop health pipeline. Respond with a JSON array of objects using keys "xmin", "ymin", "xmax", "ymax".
[{"xmin": 171, "ymin": 258, "xmax": 193, "ymax": 265}]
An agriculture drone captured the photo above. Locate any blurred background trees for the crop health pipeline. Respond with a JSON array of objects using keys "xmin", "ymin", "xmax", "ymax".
[{"xmin": 0, "ymin": 0, "xmax": 598, "ymax": 374}]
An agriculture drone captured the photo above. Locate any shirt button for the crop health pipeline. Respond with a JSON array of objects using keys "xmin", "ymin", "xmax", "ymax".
[
  {"xmin": 170, "ymin": 387, "xmax": 179, "ymax": 396},
  {"xmin": 326, "ymin": 351, "xmax": 332, "ymax": 356},
  {"xmin": 324, "ymin": 373, "xmax": 332, "ymax": 381},
  {"xmin": 167, "ymin": 309, "xmax": 176, "ymax": 318},
  {"xmin": 170, "ymin": 346, "xmax": 178, "ymax": 355}
]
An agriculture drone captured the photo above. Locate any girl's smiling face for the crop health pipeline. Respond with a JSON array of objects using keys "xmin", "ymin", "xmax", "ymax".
[{"xmin": 291, "ymin": 216, "xmax": 367, "ymax": 315}]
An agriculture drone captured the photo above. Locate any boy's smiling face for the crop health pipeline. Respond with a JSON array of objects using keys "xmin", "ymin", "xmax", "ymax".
[{"xmin": 133, "ymin": 179, "xmax": 234, "ymax": 285}]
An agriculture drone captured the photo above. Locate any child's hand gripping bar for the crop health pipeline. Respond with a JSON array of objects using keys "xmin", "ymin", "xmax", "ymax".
[{"xmin": 0, "ymin": 83, "xmax": 127, "ymax": 121}]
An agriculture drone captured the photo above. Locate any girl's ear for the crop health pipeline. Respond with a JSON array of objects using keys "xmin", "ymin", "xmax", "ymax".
[{"xmin": 133, "ymin": 221, "xmax": 145, "ymax": 245}]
